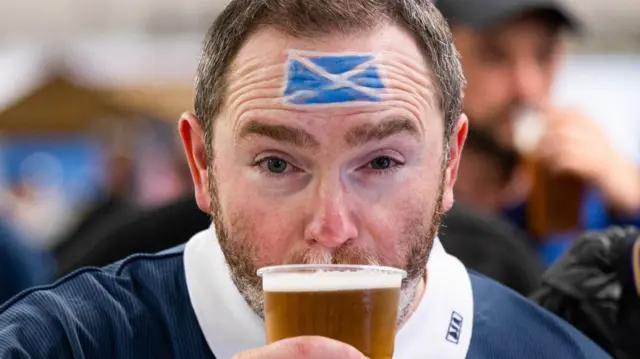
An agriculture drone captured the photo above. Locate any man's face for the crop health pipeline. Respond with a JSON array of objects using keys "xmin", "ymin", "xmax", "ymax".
[
  {"xmin": 180, "ymin": 24, "xmax": 467, "ymax": 319},
  {"xmin": 453, "ymin": 14, "xmax": 564, "ymax": 144}
]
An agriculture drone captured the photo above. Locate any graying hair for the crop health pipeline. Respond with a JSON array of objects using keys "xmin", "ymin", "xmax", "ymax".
[{"xmin": 195, "ymin": 0, "xmax": 465, "ymax": 161}]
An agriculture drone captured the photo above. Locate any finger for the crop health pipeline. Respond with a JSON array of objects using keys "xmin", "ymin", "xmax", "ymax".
[
  {"xmin": 537, "ymin": 124, "xmax": 593, "ymax": 153},
  {"xmin": 536, "ymin": 102, "xmax": 565, "ymax": 125},
  {"xmin": 233, "ymin": 336, "xmax": 367, "ymax": 359},
  {"xmin": 552, "ymin": 127, "xmax": 592, "ymax": 147},
  {"xmin": 545, "ymin": 108, "xmax": 602, "ymax": 134},
  {"xmin": 542, "ymin": 145, "xmax": 601, "ymax": 179},
  {"xmin": 533, "ymin": 132, "xmax": 562, "ymax": 161},
  {"xmin": 533, "ymin": 141, "xmax": 577, "ymax": 173}
]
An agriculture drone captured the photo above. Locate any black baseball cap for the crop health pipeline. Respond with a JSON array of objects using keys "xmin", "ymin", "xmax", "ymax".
[{"xmin": 435, "ymin": 0, "xmax": 581, "ymax": 32}]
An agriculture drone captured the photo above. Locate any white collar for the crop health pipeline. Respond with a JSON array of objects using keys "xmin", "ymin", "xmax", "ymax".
[{"xmin": 184, "ymin": 227, "xmax": 474, "ymax": 359}]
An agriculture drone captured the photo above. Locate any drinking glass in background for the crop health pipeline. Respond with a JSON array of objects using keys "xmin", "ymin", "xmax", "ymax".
[
  {"xmin": 513, "ymin": 107, "xmax": 584, "ymax": 238},
  {"xmin": 257, "ymin": 264, "xmax": 407, "ymax": 359}
]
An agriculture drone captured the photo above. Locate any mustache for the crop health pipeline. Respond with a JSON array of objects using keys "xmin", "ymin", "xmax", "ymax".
[{"xmin": 284, "ymin": 245, "xmax": 382, "ymax": 266}]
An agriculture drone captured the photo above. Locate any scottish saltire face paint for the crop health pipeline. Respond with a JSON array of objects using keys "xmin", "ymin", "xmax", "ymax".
[{"xmin": 282, "ymin": 50, "xmax": 386, "ymax": 106}]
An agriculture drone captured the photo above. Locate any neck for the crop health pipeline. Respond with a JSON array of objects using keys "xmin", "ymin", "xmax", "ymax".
[{"xmin": 397, "ymin": 269, "xmax": 427, "ymax": 330}]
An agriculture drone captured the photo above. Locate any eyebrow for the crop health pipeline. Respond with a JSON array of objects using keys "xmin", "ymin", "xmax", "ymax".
[
  {"xmin": 238, "ymin": 118, "xmax": 421, "ymax": 149},
  {"xmin": 345, "ymin": 118, "xmax": 421, "ymax": 147},
  {"xmin": 238, "ymin": 120, "xmax": 320, "ymax": 148}
]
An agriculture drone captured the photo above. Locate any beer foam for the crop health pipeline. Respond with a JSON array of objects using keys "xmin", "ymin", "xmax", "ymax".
[{"xmin": 262, "ymin": 270, "xmax": 403, "ymax": 292}]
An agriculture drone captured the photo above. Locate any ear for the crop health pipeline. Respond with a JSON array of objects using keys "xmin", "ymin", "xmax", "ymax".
[
  {"xmin": 441, "ymin": 114, "xmax": 469, "ymax": 212},
  {"xmin": 178, "ymin": 112, "xmax": 212, "ymax": 213}
]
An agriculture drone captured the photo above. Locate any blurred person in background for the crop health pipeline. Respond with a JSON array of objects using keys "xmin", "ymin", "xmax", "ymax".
[
  {"xmin": 0, "ymin": 216, "xmax": 54, "ymax": 304},
  {"xmin": 52, "ymin": 140, "xmax": 141, "ymax": 272},
  {"xmin": 452, "ymin": 126, "xmax": 524, "ymax": 214},
  {"xmin": 440, "ymin": 202, "xmax": 543, "ymax": 295},
  {"xmin": 442, "ymin": 126, "xmax": 545, "ymax": 290},
  {"xmin": 53, "ymin": 132, "xmax": 203, "ymax": 277},
  {"xmin": 436, "ymin": 0, "xmax": 640, "ymax": 264}
]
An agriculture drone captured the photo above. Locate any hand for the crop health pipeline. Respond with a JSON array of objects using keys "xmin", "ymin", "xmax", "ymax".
[
  {"xmin": 534, "ymin": 107, "xmax": 640, "ymax": 214},
  {"xmin": 232, "ymin": 336, "xmax": 368, "ymax": 359},
  {"xmin": 535, "ymin": 108, "xmax": 614, "ymax": 182}
]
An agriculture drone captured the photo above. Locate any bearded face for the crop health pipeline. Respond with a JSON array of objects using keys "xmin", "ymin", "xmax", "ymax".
[
  {"xmin": 211, "ymin": 166, "xmax": 446, "ymax": 322},
  {"xmin": 180, "ymin": 25, "xmax": 467, "ymax": 326}
]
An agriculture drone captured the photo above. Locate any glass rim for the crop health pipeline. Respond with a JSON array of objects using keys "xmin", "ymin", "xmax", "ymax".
[{"xmin": 256, "ymin": 264, "xmax": 407, "ymax": 278}]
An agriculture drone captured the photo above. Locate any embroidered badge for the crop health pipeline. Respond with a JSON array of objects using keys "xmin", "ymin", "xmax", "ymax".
[{"xmin": 446, "ymin": 311, "xmax": 463, "ymax": 344}]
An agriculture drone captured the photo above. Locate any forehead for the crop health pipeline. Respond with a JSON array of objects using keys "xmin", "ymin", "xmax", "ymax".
[
  {"xmin": 219, "ymin": 24, "xmax": 440, "ymax": 131},
  {"xmin": 233, "ymin": 23, "xmax": 427, "ymax": 63}
]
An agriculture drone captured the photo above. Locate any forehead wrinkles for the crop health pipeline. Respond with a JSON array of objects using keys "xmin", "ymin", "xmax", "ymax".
[
  {"xmin": 375, "ymin": 51, "xmax": 438, "ymax": 111},
  {"xmin": 224, "ymin": 49, "xmax": 438, "ymax": 120},
  {"xmin": 225, "ymin": 54, "xmax": 286, "ymax": 115},
  {"xmin": 228, "ymin": 53, "xmax": 287, "ymax": 86}
]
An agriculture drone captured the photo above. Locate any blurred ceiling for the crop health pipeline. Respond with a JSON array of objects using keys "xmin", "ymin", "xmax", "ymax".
[
  {"xmin": 0, "ymin": 40, "xmax": 198, "ymax": 131},
  {"xmin": 0, "ymin": 0, "xmax": 638, "ymax": 52}
]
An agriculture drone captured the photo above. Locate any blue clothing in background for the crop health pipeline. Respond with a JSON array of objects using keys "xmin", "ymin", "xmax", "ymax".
[
  {"xmin": 504, "ymin": 187, "xmax": 640, "ymax": 266},
  {"xmin": 0, "ymin": 218, "xmax": 55, "ymax": 304}
]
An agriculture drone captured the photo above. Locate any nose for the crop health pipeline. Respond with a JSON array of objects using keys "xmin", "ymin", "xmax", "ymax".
[
  {"xmin": 304, "ymin": 176, "xmax": 358, "ymax": 248},
  {"xmin": 511, "ymin": 59, "xmax": 546, "ymax": 105}
]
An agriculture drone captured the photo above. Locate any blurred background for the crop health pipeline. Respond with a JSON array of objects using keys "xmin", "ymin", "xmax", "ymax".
[{"xmin": 0, "ymin": 0, "xmax": 638, "ymax": 300}]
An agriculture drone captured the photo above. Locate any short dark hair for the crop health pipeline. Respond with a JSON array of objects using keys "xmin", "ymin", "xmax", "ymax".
[{"xmin": 195, "ymin": 0, "xmax": 465, "ymax": 161}]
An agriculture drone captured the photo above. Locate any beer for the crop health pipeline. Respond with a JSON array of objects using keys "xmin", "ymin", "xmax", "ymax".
[
  {"xmin": 528, "ymin": 163, "xmax": 584, "ymax": 237},
  {"xmin": 258, "ymin": 265, "xmax": 406, "ymax": 359},
  {"xmin": 513, "ymin": 107, "xmax": 585, "ymax": 237}
]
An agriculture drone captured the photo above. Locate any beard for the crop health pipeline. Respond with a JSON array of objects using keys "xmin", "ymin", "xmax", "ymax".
[{"xmin": 209, "ymin": 168, "xmax": 446, "ymax": 325}]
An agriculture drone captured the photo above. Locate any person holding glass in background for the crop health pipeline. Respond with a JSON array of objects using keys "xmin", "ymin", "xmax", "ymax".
[{"xmin": 436, "ymin": 0, "xmax": 640, "ymax": 264}]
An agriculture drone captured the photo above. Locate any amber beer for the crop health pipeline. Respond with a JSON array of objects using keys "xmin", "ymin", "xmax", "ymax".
[
  {"xmin": 257, "ymin": 265, "xmax": 406, "ymax": 359},
  {"xmin": 513, "ymin": 107, "xmax": 584, "ymax": 237}
]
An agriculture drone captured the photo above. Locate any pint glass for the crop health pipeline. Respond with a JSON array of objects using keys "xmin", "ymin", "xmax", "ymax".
[{"xmin": 257, "ymin": 264, "xmax": 406, "ymax": 359}]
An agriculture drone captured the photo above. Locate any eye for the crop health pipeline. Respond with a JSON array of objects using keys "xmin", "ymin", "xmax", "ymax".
[
  {"xmin": 265, "ymin": 157, "xmax": 289, "ymax": 173},
  {"xmin": 370, "ymin": 156, "xmax": 394, "ymax": 170},
  {"xmin": 363, "ymin": 156, "xmax": 404, "ymax": 176},
  {"xmin": 255, "ymin": 156, "xmax": 298, "ymax": 176}
]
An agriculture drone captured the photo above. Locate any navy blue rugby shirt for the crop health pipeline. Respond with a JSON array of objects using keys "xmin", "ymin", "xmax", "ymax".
[{"xmin": 0, "ymin": 229, "xmax": 611, "ymax": 359}]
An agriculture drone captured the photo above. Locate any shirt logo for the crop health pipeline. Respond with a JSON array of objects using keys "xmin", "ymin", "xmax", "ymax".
[
  {"xmin": 283, "ymin": 50, "xmax": 385, "ymax": 105},
  {"xmin": 446, "ymin": 311, "xmax": 463, "ymax": 344}
]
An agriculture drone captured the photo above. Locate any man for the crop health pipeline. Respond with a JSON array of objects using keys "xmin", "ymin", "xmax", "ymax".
[
  {"xmin": 436, "ymin": 0, "xmax": 640, "ymax": 256},
  {"xmin": 0, "ymin": 0, "xmax": 610, "ymax": 358},
  {"xmin": 53, "ymin": 148, "xmax": 140, "ymax": 273},
  {"xmin": 452, "ymin": 127, "xmax": 522, "ymax": 214}
]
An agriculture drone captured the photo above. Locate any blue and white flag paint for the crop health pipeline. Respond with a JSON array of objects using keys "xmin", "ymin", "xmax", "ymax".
[{"xmin": 282, "ymin": 50, "xmax": 386, "ymax": 105}]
